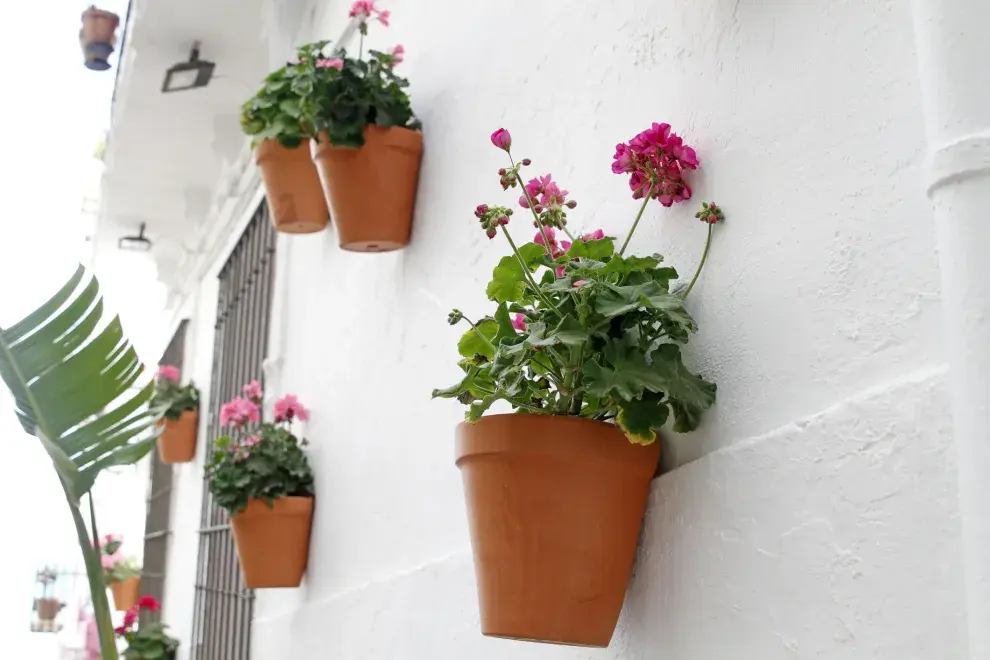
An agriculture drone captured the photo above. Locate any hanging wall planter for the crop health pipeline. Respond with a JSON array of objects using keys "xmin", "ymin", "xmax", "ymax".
[
  {"xmin": 34, "ymin": 598, "xmax": 63, "ymax": 623},
  {"xmin": 230, "ymin": 497, "xmax": 314, "ymax": 588},
  {"xmin": 157, "ymin": 410, "xmax": 198, "ymax": 463},
  {"xmin": 152, "ymin": 366, "xmax": 200, "ymax": 464},
  {"xmin": 312, "ymin": 126, "xmax": 423, "ymax": 252},
  {"xmin": 255, "ymin": 139, "xmax": 329, "ymax": 234},
  {"xmin": 208, "ymin": 382, "xmax": 315, "ymax": 588},
  {"xmin": 110, "ymin": 577, "xmax": 140, "ymax": 612},
  {"xmin": 79, "ymin": 6, "xmax": 119, "ymax": 71},
  {"xmin": 434, "ymin": 123, "xmax": 723, "ymax": 646},
  {"xmin": 455, "ymin": 415, "xmax": 659, "ymax": 647}
]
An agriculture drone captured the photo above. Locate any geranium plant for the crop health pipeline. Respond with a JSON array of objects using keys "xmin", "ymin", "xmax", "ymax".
[
  {"xmin": 150, "ymin": 365, "xmax": 199, "ymax": 421},
  {"xmin": 115, "ymin": 596, "xmax": 179, "ymax": 660},
  {"xmin": 206, "ymin": 381, "xmax": 315, "ymax": 515},
  {"xmin": 434, "ymin": 123, "xmax": 722, "ymax": 444},
  {"xmin": 98, "ymin": 535, "xmax": 141, "ymax": 584},
  {"xmin": 240, "ymin": 57, "xmax": 317, "ymax": 148},
  {"xmin": 288, "ymin": 1, "xmax": 416, "ymax": 147}
]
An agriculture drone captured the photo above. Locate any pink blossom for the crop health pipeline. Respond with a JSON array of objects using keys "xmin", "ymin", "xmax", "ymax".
[
  {"xmin": 511, "ymin": 314, "xmax": 527, "ymax": 331},
  {"xmin": 219, "ymin": 397, "xmax": 260, "ymax": 428},
  {"xmin": 242, "ymin": 380, "xmax": 262, "ymax": 402},
  {"xmin": 611, "ymin": 122, "xmax": 698, "ymax": 205},
  {"xmin": 490, "ymin": 128, "xmax": 511, "ymax": 151},
  {"xmin": 274, "ymin": 394, "xmax": 310, "ymax": 423},
  {"xmin": 580, "ymin": 229, "xmax": 605, "ymax": 241},
  {"xmin": 377, "ymin": 9, "xmax": 391, "ymax": 25},
  {"xmin": 389, "ymin": 44, "xmax": 404, "ymax": 67},
  {"xmin": 122, "ymin": 609, "xmax": 137, "ymax": 629},
  {"xmin": 156, "ymin": 365, "xmax": 180, "ymax": 383},
  {"xmin": 137, "ymin": 596, "xmax": 160, "ymax": 612},
  {"xmin": 101, "ymin": 552, "xmax": 123, "ymax": 570},
  {"xmin": 539, "ymin": 182, "xmax": 569, "ymax": 209},
  {"xmin": 243, "ymin": 435, "xmax": 260, "ymax": 448},
  {"xmin": 316, "ymin": 58, "xmax": 344, "ymax": 70},
  {"xmin": 573, "ymin": 280, "xmax": 589, "ymax": 287},
  {"xmin": 349, "ymin": 0, "xmax": 377, "ymax": 17},
  {"xmin": 533, "ymin": 227, "xmax": 556, "ymax": 246}
]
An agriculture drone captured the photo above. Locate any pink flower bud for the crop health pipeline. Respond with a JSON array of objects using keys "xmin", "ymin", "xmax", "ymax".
[
  {"xmin": 498, "ymin": 168, "xmax": 506, "ymax": 175},
  {"xmin": 490, "ymin": 128, "xmax": 511, "ymax": 151},
  {"xmin": 565, "ymin": 200, "xmax": 577, "ymax": 209},
  {"xmin": 486, "ymin": 228, "xmax": 497, "ymax": 239},
  {"xmin": 475, "ymin": 204, "xmax": 488, "ymax": 218},
  {"xmin": 521, "ymin": 158, "xmax": 532, "ymax": 166}
]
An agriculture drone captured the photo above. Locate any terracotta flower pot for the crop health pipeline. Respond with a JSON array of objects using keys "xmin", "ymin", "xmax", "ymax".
[
  {"xmin": 110, "ymin": 577, "xmax": 140, "ymax": 612},
  {"xmin": 230, "ymin": 496, "xmax": 314, "ymax": 588},
  {"xmin": 157, "ymin": 411, "xmax": 198, "ymax": 464},
  {"xmin": 255, "ymin": 139, "xmax": 329, "ymax": 234},
  {"xmin": 80, "ymin": 7, "xmax": 119, "ymax": 71},
  {"xmin": 34, "ymin": 598, "xmax": 62, "ymax": 622},
  {"xmin": 311, "ymin": 126, "xmax": 423, "ymax": 252},
  {"xmin": 455, "ymin": 414, "xmax": 660, "ymax": 647}
]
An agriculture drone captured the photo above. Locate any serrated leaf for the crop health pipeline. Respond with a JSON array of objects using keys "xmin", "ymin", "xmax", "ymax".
[
  {"xmin": 616, "ymin": 393, "xmax": 669, "ymax": 445},
  {"xmin": 485, "ymin": 243, "xmax": 545, "ymax": 303},
  {"xmin": 550, "ymin": 314, "xmax": 589, "ymax": 346},
  {"xmin": 595, "ymin": 281, "xmax": 697, "ymax": 336},
  {"xmin": 566, "ymin": 237, "xmax": 615, "ymax": 260},
  {"xmin": 493, "ymin": 303, "xmax": 516, "ymax": 343},
  {"xmin": 650, "ymin": 344, "xmax": 716, "ymax": 431},
  {"xmin": 458, "ymin": 319, "xmax": 497, "ymax": 360}
]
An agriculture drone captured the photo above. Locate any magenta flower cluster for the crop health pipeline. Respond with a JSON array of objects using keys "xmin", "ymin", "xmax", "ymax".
[
  {"xmin": 611, "ymin": 122, "xmax": 699, "ymax": 206},
  {"xmin": 218, "ymin": 380, "xmax": 310, "ymax": 428},
  {"xmin": 156, "ymin": 365, "xmax": 180, "ymax": 383},
  {"xmin": 349, "ymin": 0, "xmax": 390, "ymax": 25}
]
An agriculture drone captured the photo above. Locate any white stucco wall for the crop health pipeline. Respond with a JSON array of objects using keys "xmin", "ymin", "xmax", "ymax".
[{"xmin": 152, "ymin": 0, "xmax": 967, "ymax": 657}]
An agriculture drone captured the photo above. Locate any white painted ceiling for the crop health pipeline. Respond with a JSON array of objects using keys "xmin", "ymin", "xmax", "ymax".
[{"xmin": 95, "ymin": 0, "xmax": 270, "ymax": 277}]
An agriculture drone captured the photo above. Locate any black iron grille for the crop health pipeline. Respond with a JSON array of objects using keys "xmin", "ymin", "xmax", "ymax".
[{"xmin": 190, "ymin": 203, "xmax": 277, "ymax": 660}]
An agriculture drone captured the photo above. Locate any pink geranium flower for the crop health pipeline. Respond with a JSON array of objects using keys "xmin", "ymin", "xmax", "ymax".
[
  {"xmin": 611, "ymin": 122, "xmax": 699, "ymax": 205},
  {"xmin": 316, "ymin": 58, "xmax": 344, "ymax": 70},
  {"xmin": 274, "ymin": 394, "xmax": 310, "ymax": 423},
  {"xmin": 511, "ymin": 314, "xmax": 527, "ymax": 331},
  {"xmin": 156, "ymin": 365, "xmax": 180, "ymax": 383},
  {"xmin": 490, "ymin": 128, "xmax": 511, "ymax": 151},
  {"xmin": 101, "ymin": 552, "xmax": 123, "ymax": 570},
  {"xmin": 377, "ymin": 9, "xmax": 390, "ymax": 25},
  {"xmin": 389, "ymin": 44, "xmax": 404, "ymax": 67},
  {"xmin": 242, "ymin": 380, "xmax": 262, "ymax": 403},
  {"xmin": 219, "ymin": 397, "xmax": 260, "ymax": 428}
]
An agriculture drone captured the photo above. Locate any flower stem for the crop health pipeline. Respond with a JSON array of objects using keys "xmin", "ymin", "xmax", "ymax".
[
  {"xmin": 560, "ymin": 225, "xmax": 577, "ymax": 242},
  {"xmin": 462, "ymin": 318, "xmax": 496, "ymax": 353},
  {"xmin": 681, "ymin": 222, "xmax": 714, "ymax": 300},
  {"xmin": 618, "ymin": 190, "xmax": 653, "ymax": 256},
  {"xmin": 510, "ymin": 155, "xmax": 555, "ymax": 249},
  {"xmin": 501, "ymin": 226, "xmax": 559, "ymax": 312}
]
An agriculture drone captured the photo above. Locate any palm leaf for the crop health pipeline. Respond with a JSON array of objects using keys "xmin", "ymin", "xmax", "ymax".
[{"xmin": 0, "ymin": 265, "xmax": 160, "ymax": 660}]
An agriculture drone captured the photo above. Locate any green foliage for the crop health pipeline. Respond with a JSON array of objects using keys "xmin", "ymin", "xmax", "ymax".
[
  {"xmin": 434, "ymin": 238, "xmax": 716, "ymax": 444},
  {"xmin": 296, "ymin": 45, "xmax": 419, "ymax": 148},
  {"xmin": 105, "ymin": 557, "xmax": 141, "ymax": 584},
  {"xmin": 206, "ymin": 424, "xmax": 314, "ymax": 516},
  {"xmin": 150, "ymin": 379, "xmax": 199, "ymax": 421},
  {"xmin": 0, "ymin": 265, "xmax": 160, "ymax": 659},
  {"xmin": 119, "ymin": 622, "xmax": 179, "ymax": 660},
  {"xmin": 240, "ymin": 46, "xmax": 325, "ymax": 148}
]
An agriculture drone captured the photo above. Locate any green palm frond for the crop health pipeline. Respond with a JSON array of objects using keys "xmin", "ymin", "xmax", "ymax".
[
  {"xmin": 0, "ymin": 264, "xmax": 159, "ymax": 660},
  {"xmin": 0, "ymin": 264, "xmax": 158, "ymax": 500}
]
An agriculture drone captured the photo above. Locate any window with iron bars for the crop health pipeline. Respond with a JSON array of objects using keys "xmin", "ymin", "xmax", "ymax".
[
  {"xmin": 140, "ymin": 320, "xmax": 188, "ymax": 624},
  {"xmin": 190, "ymin": 203, "xmax": 277, "ymax": 659}
]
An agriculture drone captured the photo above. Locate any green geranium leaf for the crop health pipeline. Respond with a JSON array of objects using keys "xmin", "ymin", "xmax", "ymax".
[
  {"xmin": 650, "ymin": 344, "xmax": 717, "ymax": 431},
  {"xmin": 566, "ymin": 237, "xmax": 615, "ymax": 261},
  {"xmin": 616, "ymin": 393, "xmax": 669, "ymax": 445},
  {"xmin": 458, "ymin": 319, "xmax": 497, "ymax": 360},
  {"xmin": 602, "ymin": 254, "xmax": 661, "ymax": 278},
  {"xmin": 493, "ymin": 303, "xmax": 517, "ymax": 343},
  {"xmin": 467, "ymin": 395, "xmax": 501, "ymax": 422},
  {"xmin": 582, "ymin": 347, "xmax": 659, "ymax": 401},
  {"xmin": 550, "ymin": 314, "xmax": 589, "ymax": 346},
  {"xmin": 595, "ymin": 282, "xmax": 697, "ymax": 335},
  {"xmin": 486, "ymin": 243, "xmax": 545, "ymax": 303}
]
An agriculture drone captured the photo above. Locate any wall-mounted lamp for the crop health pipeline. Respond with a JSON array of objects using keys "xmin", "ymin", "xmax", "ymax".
[
  {"xmin": 118, "ymin": 223, "xmax": 153, "ymax": 252},
  {"xmin": 161, "ymin": 42, "xmax": 215, "ymax": 93}
]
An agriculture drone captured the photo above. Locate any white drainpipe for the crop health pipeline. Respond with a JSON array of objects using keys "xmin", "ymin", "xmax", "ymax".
[{"xmin": 909, "ymin": 1, "xmax": 990, "ymax": 656}]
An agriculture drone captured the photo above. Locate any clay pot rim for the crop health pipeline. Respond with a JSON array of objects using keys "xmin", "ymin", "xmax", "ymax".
[
  {"xmin": 81, "ymin": 7, "xmax": 120, "ymax": 22},
  {"xmin": 234, "ymin": 495, "xmax": 314, "ymax": 520},
  {"xmin": 312, "ymin": 125, "xmax": 423, "ymax": 155},
  {"xmin": 455, "ymin": 413, "xmax": 660, "ymax": 472}
]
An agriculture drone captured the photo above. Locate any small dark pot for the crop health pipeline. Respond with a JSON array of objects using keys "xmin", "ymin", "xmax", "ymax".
[{"xmin": 83, "ymin": 42, "xmax": 114, "ymax": 71}]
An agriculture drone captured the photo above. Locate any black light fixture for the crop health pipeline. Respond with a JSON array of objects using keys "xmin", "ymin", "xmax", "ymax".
[
  {"xmin": 161, "ymin": 42, "xmax": 215, "ymax": 93},
  {"xmin": 118, "ymin": 223, "xmax": 153, "ymax": 252}
]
